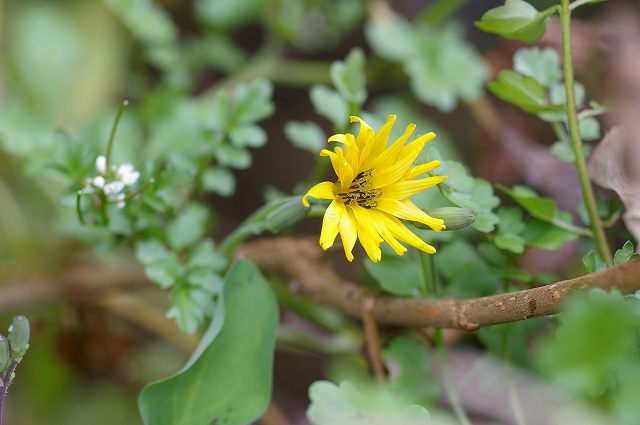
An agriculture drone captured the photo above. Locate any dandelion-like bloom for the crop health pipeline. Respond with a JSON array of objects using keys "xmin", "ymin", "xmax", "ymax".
[{"xmin": 302, "ymin": 115, "xmax": 447, "ymax": 263}]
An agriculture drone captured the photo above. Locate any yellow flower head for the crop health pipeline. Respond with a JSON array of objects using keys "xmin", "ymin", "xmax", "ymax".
[{"xmin": 302, "ymin": 115, "xmax": 447, "ymax": 263}]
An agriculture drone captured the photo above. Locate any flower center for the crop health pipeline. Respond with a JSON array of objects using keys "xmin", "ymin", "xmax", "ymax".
[{"xmin": 338, "ymin": 169, "xmax": 381, "ymax": 208}]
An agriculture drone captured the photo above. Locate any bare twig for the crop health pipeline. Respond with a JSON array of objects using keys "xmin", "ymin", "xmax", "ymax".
[
  {"xmin": 239, "ymin": 237, "xmax": 640, "ymax": 329},
  {"xmin": 361, "ymin": 296, "xmax": 385, "ymax": 381}
]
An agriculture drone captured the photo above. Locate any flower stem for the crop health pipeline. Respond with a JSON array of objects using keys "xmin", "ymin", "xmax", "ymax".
[
  {"xmin": 105, "ymin": 100, "xmax": 129, "ymax": 170},
  {"xmin": 0, "ymin": 363, "xmax": 17, "ymax": 425},
  {"xmin": 559, "ymin": 0, "xmax": 613, "ymax": 266}
]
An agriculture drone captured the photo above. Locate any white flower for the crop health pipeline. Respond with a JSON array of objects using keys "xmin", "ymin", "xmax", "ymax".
[
  {"xmin": 92, "ymin": 176, "xmax": 106, "ymax": 189},
  {"xmin": 104, "ymin": 181, "xmax": 125, "ymax": 196},
  {"xmin": 96, "ymin": 155, "xmax": 107, "ymax": 175},
  {"xmin": 117, "ymin": 163, "xmax": 140, "ymax": 186}
]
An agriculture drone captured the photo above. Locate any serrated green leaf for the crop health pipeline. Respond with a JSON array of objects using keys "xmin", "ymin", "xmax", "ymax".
[
  {"xmin": 614, "ymin": 241, "xmax": 640, "ymax": 265},
  {"xmin": 522, "ymin": 219, "xmax": 578, "ymax": 249},
  {"xmin": 513, "ymin": 47, "xmax": 561, "ymax": 87},
  {"xmin": 495, "ymin": 233, "xmax": 526, "ymax": 254},
  {"xmin": 582, "ymin": 250, "xmax": 607, "ymax": 273},
  {"xmin": 201, "ymin": 167, "xmax": 236, "ymax": 196},
  {"xmin": 165, "ymin": 286, "xmax": 210, "ymax": 334},
  {"xmin": 167, "ymin": 204, "xmax": 209, "ymax": 250},
  {"xmin": 136, "ymin": 239, "xmax": 171, "ymax": 265},
  {"xmin": 145, "ymin": 254, "xmax": 182, "ymax": 289},
  {"xmin": 364, "ymin": 15, "xmax": 416, "ymax": 61},
  {"xmin": 140, "ymin": 260, "xmax": 278, "ymax": 425},
  {"xmin": 364, "ymin": 250, "xmax": 425, "ymax": 297},
  {"xmin": 406, "ymin": 24, "xmax": 488, "ymax": 112},
  {"xmin": 307, "ymin": 381, "xmax": 431, "ymax": 425},
  {"xmin": 488, "ymin": 70, "xmax": 562, "ymax": 113},
  {"xmin": 475, "ymin": 0, "xmax": 556, "ymax": 42},
  {"xmin": 500, "ymin": 185, "xmax": 557, "ymax": 221},
  {"xmin": 231, "ymin": 79, "xmax": 274, "ymax": 124},
  {"xmin": 535, "ymin": 289, "xmax": 638, "ymax": 397},
  {"xmin": 216, "ymin": 144, "xmax": 252, "ymax": 169},
  {"xmin": 187, "ymin": 239, "xmax": 227, "ymax": 272},
  {"xmin": 229, "ymin": 125, "xmax": 267, "ymax": 148},
  {"xmin": 436, "ymin": 240, "xmax": 500, "ymax": 298},
  {"xmin": 284, "ymin": 121, "xmax": 326, "ymax": 154},
  {"xmin": 309, "ymin": 85, "xmax": 349, "ymax": 130},
  {"xmin": 330, "ymin": 48, "xmax": 367, "ymax": 105}
]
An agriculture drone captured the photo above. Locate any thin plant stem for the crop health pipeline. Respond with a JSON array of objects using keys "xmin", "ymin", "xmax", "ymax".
[
  {"xmin": 0, "ymin": 363, "xmax": 18, "ymax": 425},
  {"xmin": 105, "ymin": 100, "xmax": 129, "ymax": 170},
  {"xmin": 559, "ymin": 0, "xmax": 613, "ymax": 265}
]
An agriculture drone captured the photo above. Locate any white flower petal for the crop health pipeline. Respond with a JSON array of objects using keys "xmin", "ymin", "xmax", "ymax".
[
  {"xmin": 96, "ymin": 156, "xmax": 107, "ymax": 174},
  {"xmin": 92, "ymin": 176, "xmax": 105, "ymax": 188},
  {"xmin": 104, "ymin": 181, "xmax": 125, "ymax": 195}
]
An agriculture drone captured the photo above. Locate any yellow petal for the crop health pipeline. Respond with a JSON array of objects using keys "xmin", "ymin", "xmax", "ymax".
[
  {"xmin": 321, "ymin": 147, "xmax": 354, "ymax": 191},
  {"xmin": 319, "ymin": 200, "xmax": 345, "ymax": 250},
  {"xmin": 375, "ymin": 198, "xmax": 445, "ymax": 231},
  {"xmin": 368, "ymin": 123, "xmax": 416, "ymax": 170},
  {"xmin": 375, "ymin": 211, "xmax": 437, "ymax": 254},
  {"xmin": 369, "ymin": 210, "xmax": 407, "ymax": 256},
  {"xmin": 328, "ymin": 133, "xmax": 355, "ymax": 148},
  {"xmin": 339, "ymin": 207, "xmax": 358, "ymax": 262},
  {"xmin": 404, "ymin": 160, "xmax": 441, "ymax": 179},
  {"xmin": 371, "ymin": 138, "xmax": 426, "ymax": 187},
  {"xmin": 351, "ymin": 206, "xmax": 383, "ymax": 263},
  {"xmin": 382, "ymin": 175, "xmax": 447, "ymax": 200},
  {"xmin": 302, "ymin": 181, "xmax": 338, "ymax": 207}
]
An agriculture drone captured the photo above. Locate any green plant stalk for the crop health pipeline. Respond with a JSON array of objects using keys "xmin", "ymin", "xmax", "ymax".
[
  {"xmin": 105, "ymin": 100, "xmax": 129, "ymax": 170},
  {"xmin": 559, "ymin": 0, "xmax": 613, "ymax": 265}
]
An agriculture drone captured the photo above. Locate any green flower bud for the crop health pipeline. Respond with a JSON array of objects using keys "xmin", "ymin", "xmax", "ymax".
[
  {"xmin": 265, "ymin": 197, "xmax": 309, "ymax": 233},
  {"xmin": 8, "ymin": 315, "xmax": 30, "ymax": 356},
  {"xmin": 0, "ymin": 337, "xmax": 10, "ymax": 371},
  {"xmin": 418, "ymin": 207, "xmax": 476, "ymax": 231}
]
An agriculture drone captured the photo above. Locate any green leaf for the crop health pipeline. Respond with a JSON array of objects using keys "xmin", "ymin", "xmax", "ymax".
[
  {"xmin": 284, "ymin": 121, "xmax": 326, "ymax": 154},
  {"xmin": 145, "ymin": 254, "xmax": 183, "ymax": 289},
  {"xmin": 406, "ymin": 24, "xmax": 489, "ymax": 112},
  {"xmin": 187, "ymin": 239, "xmax": 227, "ymax": 272},
  {"xmin": 307, "ymin": 381, "xmax": 430, "ymax": 425},
  {"xmin": 330, "ymin": 48, "xmax": 367, "ymax": 105},
  {"xmin": 513, "ymin": 47, "xmax": 561, "ymax": 87},
  {"xmin": 579, "ymin": 116, "xmax": 601, "ymax": 142},
  {"xmin": 549, "ymin": 140, "xmax": 575, "ymax": 162},
  {"xmin": 364, "ymin": 250, "xmax": 425, "ymax": 297},
  {"xmin": 140, "ymin": 260, "xmax": 279, "ymax": 425},
  {"xmin": 500, "ymin": 185, "xmax": 557, "ymax": 222},
  {"xmin": 522, "ymin": 219, "xmax": 577, "ymax": 249},
  {"xmin": 364, "ymin": 15, "xmax": 416, "ymax": 62},
  {"xmin": 495, "ymin": 233, "xmax": 525, "ymax": 254},
  {"xmin": 309, "ymin": 85, "xmax": 349, "ymax": 130},
  {"xmin": 195, "ymin": 0, "xmax": 264, "ymax": 31},
  {"xmin": 229, "ymin": 125, "xmax": 267, "ymax": 148},
  {"xmin": 167, "ymin": 204, "xmax": 209, "ymax": 250},
  {"xmin": 201, "ymin": 167, "xmax": 236, "ymax": 196},
  {"xmin": 382, "ymin": 336, "xmax": 439, "ymax": 404},
  {"xmin": 488, "ymin": 70, "xmax": 562, "ymax": 113},
  {"xmin": 231, "ymin": 79, "xmax": 274, "ymax": 125},
  {"xmin": 614, "ymin": 241, "xmax": 640, "ymax": 265},
  {"xmin": 216, "ymin": 145, "xmax": 252, "ymax": 169},
  {"xmin": 436, "ymin": 240, "xmax": 500, "ymax": 298},
  {"xmin": 136, "ymin": 239, "xmax": 171, "ymax": 265},
  {"xmin": 582, "ymin": 250, "xmax": 607, "ymax": 273},
  {"xmin": 105, "ymin": 0, "xmax": 178, "ymax": 45},
  {"xmin": 535, "ymin": 289, "xmax": 639, "ymax": 397},
  {"xmin": 477, "ymin": 320, "xmax": 541, "ymax": 366},
  {"xmin": 166, "ymin": 286, "xmax": 212, "ymax": 334},
  {"xmin": 475, "ymin": 0, "xmax": 556, "ymax": 42}
]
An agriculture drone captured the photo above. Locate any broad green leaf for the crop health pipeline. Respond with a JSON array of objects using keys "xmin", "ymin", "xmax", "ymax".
[
  {"xmin": 475, "ymin": 0, "xmax": 556, "ymax": 42},
  {"xmin": 307, "ymin": 381, "xmax": 430, "ymax": 425},
  {"xmin": 406, "ymin": 24, "xmax": 488, "ymax": 112},
  {"xmin": 167, "ymin": 204, "xmax": 209, "ymax": 250},
  {"xmin": 105, "ymin": 0, "xmax": 178, "ymax": 45},
  {"xmin": 216, "ymin": 145, "xmax": 252, "ymax": 169},
  {"xmin": 436, "ymin": 240, "xmax": 500, "ymax": 298},
  {"xmin": 229, "ymin": 125, "xmax": 267, "ymax": 148},
  {"xmin": 364, "ymin": 250, "xmax": 425, "ymax": 297},
  {"xmin": 364, "ymin": 15, "xmax": 416, "ymax": 61},
  {"xmin": 284, "ymin": 121, "xmax": 326, "ymax": 154},
  {"xmin": 579, "ymin": 116, "xmax": 601, "ymax": 142},
  {"xmin": 309, "ymin": 85, "xmax": 349, "ymax": 130},
  {"xmin": 488, "ymin": 70, "xmax": 562, "ymax": 113},
  {"xmin": 614, "ymin": 241, "xmax": 640, "ymax": 265},
  {"xmin": 582, "ymin": 250, "xmax": 607, "ymax": 273},
  {"xmin": 140, "ymin": 260, "xmax": 279, "ymax": 425},
  {"xmin": 330, "ymin": 48, "xmax": 367, "ymax": 105},
  {"xmin": 382, "ymin": 336, "xmax": 439, "ymax": 405},
  {"xmin": 231, "ymin": 79, "xmax": 274, "ymax": 124},
  {"xmin": 513, "ymin": 47, "xmax": 561, "ymax": 87},
  {"xmin": 500, "ymin": 185, "xmax": 557, "ymax": 222},
  {"xmin": 195, "ymin": 0, "xmax": 264, "ymax": 30},
  {"xmin": 535, "ymin": 289, "xmax": 639, "ymax": 397},
  {"xmin": 522, "ymin": 219, "xmax": 577, "ymax": 249},
  {"xmin": 201, "ymin": 167, "xmax": 236, "ymax": 196},
  {"xmin": 495, "ymin": 233, "xmax": 525, "ymax": 254}
]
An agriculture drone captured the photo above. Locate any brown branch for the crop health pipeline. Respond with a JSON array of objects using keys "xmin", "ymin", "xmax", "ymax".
[
  {"xmin": 239, "ymin": 237, "xmax": 640, "ymax": 330},
  {"xmin": 361, "ymin": 296, "xmax": 385, "ymax": 381}
]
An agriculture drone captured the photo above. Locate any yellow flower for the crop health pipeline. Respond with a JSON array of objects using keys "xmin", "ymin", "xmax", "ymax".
[{"xmin": 302, "ymin": 115, "xmax": 447, "ymax": 263}]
